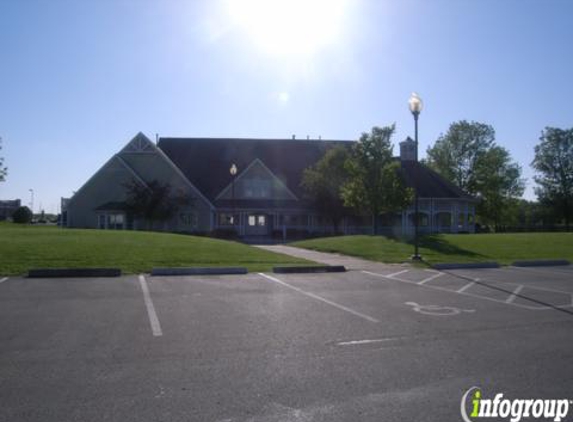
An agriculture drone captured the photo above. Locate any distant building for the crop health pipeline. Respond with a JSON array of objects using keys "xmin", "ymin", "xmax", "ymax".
[
  {"xmin": 65, "ymin": 133, "xmax": 475, "ymax": 237},
  {"xmin": 0, "ymin": 199, "xmax": 21, "ymax": 221}
]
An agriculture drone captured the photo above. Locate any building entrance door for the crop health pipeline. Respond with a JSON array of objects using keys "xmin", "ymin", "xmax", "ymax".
[{"xmin": 245, "ymin": 213, "xmax": 268, "ymax": 236}]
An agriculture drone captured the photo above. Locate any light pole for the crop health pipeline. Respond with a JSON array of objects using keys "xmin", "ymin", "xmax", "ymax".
[
  {"xmin": 29, "ymin": 188, "xmax": 34, "ymax": 215},
  {"xmin": 408, "ymin": 92, "xmax": 423, "ymax": 261},
  {"xmin": 230, "ymin": 163, "xmax": 237, "ymax": 231}
]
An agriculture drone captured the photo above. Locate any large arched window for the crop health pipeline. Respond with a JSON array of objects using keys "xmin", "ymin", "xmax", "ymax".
[{"xmin": 435, "ymin": 212, "xmax": 452, "ymax": 227}]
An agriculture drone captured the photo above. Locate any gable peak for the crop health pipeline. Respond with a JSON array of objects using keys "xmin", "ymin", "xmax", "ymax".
[{"xmin": 120, "ymin": 132, "xmax": 156, "ymax": 153}]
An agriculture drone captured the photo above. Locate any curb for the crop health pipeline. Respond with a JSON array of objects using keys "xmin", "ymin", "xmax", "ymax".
[
  {"xmin": 273, "ymin": 265, "xmax": 346, "ymax": 274},
  {"xmin": 511, "ymin": 259, "xmax": 570, "ymax": 267},
  {"xmin": 431, "ymin": 262, "xmax": 500, "ymax": 270},
  {"xmin": 151, "ymin": 267, "xmax": 248, "ymax": 276},
  {"xmin": 28, "ymin": 268, "xmax": 122, "ymax": 278}
]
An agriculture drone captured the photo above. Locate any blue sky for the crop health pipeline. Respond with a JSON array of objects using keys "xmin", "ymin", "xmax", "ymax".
[{"xmin": 1, "ymin": 0, "xmax": 572, "ymax": 213}]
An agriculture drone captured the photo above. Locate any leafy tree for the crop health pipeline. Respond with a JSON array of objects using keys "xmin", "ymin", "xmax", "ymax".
[
  {"xmin": 12, "ymin": 206, "xmax": 32, "ymax": 224},
  {"xmin": 426, "ymin": 121, "xmax": 524, "ymax": 229},
  {"xmin": 425, "ymin": 121, "xmax": 496, "ymax": 193},
  {"xmin": 0, "ymin": 137, "xmax": 7, "ymax": 182},
  {"xmin": 124, "ymin": 179, "xmax": 192, "ymax": 229},
  {"xmin": 341, "ymin": 125, "xmax": 414, "ymax": 234},
  {"xmin": 532, "ymin": 127, "xmax": 573, "ymax": 230},
  {"xmin": 301, "ymin": 146, "xmax": 351, "ymax": 232},
  {"xmin": 474, "ymin": 146, "xmax": 525, "ymax": 229}
]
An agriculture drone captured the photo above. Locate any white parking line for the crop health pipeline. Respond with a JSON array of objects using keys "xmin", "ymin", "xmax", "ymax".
[
  {"xmin": 506, "ymin": 285, "xmax": 524, "ymax": 304},
  {"xmin": 361, "ymin": 270, "xmax": 568, "ymax": 311},
  {"xmin": 138, "ymin": 275, "xmax": 163, "ymax": 337},
  {"xmin": 387, "ymin": 269, "xmax": 409, "ymax": 278},
  {"xmin": 337, "ymin": 338, "xmax": 397, "ymax": 346},
  {"xmin": 453, "ymin": 270, "xmax": 572, "ymax": 295},
  {"xmin": 456, "ymin": 281, "xmax": 476, "ymax": 293},
  {"xmin": 418, "ymin": 271, "xmax": 444, "ymax": 285},
  {"xmin": 0, "ymin": 277, "xmax": 8, "ymax": 284},
  {"xmin": 258, "ymin": 273, "xmax": 379, "ymax": 323}
]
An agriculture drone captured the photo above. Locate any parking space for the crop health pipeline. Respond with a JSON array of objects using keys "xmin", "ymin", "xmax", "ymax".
[{"xmin": 1, "ymin": 266, "xmax": 572, "ymax": 422}]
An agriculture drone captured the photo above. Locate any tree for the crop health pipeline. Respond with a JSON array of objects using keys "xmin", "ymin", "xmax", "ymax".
[
  {"xmin": 341, "ymin": 125, "xmax": 414, "ymax": 234},
  {"xmin": 0, "ymin": 137, "xmax": 7, "ymax": 182},
  {"xmin": 12, "ymin": 206, "xmax": 32, "ymax": 224},
  {"xmin": 124, "ymin": 179, "xmax": 192, "ymax": 229},
  {"xmin": 301, "ymin": 146, "xmax": 351, "ymax": 232},
  {"xmin": 426, "ymin": 121, "xmax": 524, "ymax": 229},
  {"xmin": 532, "ymin": 127, "xmax": 573, "ymax": 230},
  {"xmin": 425, "ymin": 121, "xmax": 496, "ymax": 193},
  {"xmin": 474, "ymin": 146, "xmax": 525, "ymax": 229}
]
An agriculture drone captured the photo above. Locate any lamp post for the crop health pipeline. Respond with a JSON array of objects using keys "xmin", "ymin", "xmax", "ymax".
[
  {"xmin": 408, "ymin": 92, "xmax": 423, "ymax": 261},
  {"xmin": 29, "ymin": 188, "xmax": 34, "ymax": 215},
  {"xmin": 230, "ymin": 163, "xmax": 237, "ymax": 230}
]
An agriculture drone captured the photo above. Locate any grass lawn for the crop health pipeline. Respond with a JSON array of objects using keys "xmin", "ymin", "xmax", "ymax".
[
  {"xmin": 291, "ymin": 233, "xmax": 573, "ymax": 266},
  {"xmin": 0, "ymin": 223, "xmax": 311, "ymax": 276}
]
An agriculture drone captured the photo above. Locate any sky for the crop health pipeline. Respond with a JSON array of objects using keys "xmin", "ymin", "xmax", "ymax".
[{"xmin": 1, "ymin": 0, "xmax": 572, "ymax": 214}]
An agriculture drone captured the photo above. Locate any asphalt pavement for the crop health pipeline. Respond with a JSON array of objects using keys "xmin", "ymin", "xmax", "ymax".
[{"xmin": 1, "ymin": 264, "xmax": 572, "ymax": 422}]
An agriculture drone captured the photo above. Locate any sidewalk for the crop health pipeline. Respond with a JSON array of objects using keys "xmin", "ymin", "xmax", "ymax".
[{"xmin": 255, "ymin": 244, "xmax": 410, "ymax": 271}]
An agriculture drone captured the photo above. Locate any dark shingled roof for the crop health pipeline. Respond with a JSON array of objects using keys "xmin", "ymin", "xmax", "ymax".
[
  {"xmin": 400, "ymin": 160, "xmax": 475, "ymax": 200},
  {"xmin": 157, "ymin": 137, "xmax": 474, "ymax": 204},
  {"xmin": 157, "ymin": 137, "xmax": 354, "ymax": 202}
]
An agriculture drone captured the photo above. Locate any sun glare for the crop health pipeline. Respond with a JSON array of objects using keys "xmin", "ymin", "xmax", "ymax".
[{"xmin": 227, "ymin": 0, "xmax": 347, "ymax": 57}]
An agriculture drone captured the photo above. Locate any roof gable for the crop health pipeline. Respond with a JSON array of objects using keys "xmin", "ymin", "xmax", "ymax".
[
  {"xmin": 120, "ymin": 132, "xmax": 156, "ymax": 154},
  {"xmin": 400, "ymin": 160, "xmax": 475, "ymax": 200},
  {"xmin": 216, "ymin": 158, "xmax": 298, "ymax": 201}
]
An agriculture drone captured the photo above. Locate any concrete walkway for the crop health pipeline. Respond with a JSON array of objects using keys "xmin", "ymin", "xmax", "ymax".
[{"xmin": 255, "ymin": 244, "xmax": 410, "ymax": 271}]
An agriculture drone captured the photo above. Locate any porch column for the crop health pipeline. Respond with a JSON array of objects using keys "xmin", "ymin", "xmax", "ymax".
[{"xmin": 452, "ymin": 202, "xmax": 459, "ymax": 233}]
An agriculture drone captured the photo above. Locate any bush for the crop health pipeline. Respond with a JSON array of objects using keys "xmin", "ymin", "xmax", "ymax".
[{"xmin": 12, "ymin": 206, "xmax": 33, "ymax": 224}]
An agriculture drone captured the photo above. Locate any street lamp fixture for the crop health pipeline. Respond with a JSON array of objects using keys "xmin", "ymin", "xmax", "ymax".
[
  {"xmin": 408, "ymin": 92, "xmax": 423, "ymax": 261},
  {"xmin": 230, "ymin": 164, "xmax": 237, "ymax": 227}
]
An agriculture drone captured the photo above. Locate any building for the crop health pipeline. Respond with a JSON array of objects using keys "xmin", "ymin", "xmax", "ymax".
[
  {"xmin": 64, "ymin": 133, "xmax": 475, "ymax": 237},
  {"xmin": 0, "ymin": 199, "xmax": 21, "ymax": 221}
]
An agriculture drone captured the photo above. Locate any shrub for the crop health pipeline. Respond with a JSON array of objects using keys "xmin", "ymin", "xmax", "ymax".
[{"xmin": 12, "ymin": 206, "xmax": 32, "ymax": 224}]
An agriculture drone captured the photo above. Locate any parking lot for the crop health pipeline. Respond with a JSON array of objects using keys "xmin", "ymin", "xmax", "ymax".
[{"xmin": 1, "ymin": 265, "xmax": 572, "ymax": 422}]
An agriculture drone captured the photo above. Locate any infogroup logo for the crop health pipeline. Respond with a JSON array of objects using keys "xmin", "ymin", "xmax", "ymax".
[{"xmin": 461, "ymin": 387, "xmax": 572, "ymax": 422}]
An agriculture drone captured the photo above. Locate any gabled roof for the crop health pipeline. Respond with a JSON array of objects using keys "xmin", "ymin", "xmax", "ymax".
[
  {"xmin": 215, "ymin": 158, "xmax": 298, "ymax": 201},
  {"xmin": 400, "ymin": 160, "xmax": 475, "ymax": 200},
  {"xmin": 157, "ymin": 137, "xmax": 354, "ymax": 202}
]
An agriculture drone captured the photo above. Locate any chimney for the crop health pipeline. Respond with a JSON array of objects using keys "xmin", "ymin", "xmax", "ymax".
[
  {"xmin": 399, "ymin": 137, "xmax": 416, "ymax": 161},
  {"xmin": 292, "ymin": 134, "xmax": 296, "ymax": 140}
]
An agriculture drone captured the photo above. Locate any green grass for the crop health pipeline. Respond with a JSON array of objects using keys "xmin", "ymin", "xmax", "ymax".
[
  {"xmin": 291, "ymin": 233, "xmax": 573, "ymax": 266},
  {"xmin": 0, "ymin": 223, "xmax": 311, "ymax": 276}
]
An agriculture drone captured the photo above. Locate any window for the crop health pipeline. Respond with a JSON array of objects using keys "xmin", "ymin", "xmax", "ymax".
[
  {"xmin": 180, "ymin": 212, "xmax": 198, "ymax": 228},
  {"xmin": 248, "ymin": 215, "xmax": 266, "ymax": 226},
  {"xmin": 107, "ymin": 214, "xmax": 124, "ymax": 230},
  {"xmin": 218, "ymin": 213, "xmax": 236, "ymax": 226},
  {"xmin": 409, "ymin": 212, "xmax": 429, "ymax": 227},
  {"xmin": 241, "ymin": 177, "xmax": 271, "ymax": 198},
  {"xmin": 436, "ymin": 212, "xmax": 452, "ymax": 227}
]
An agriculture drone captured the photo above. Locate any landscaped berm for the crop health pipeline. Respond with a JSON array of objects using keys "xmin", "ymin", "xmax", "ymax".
[
  {"xmin": 0, "ymin": 223, "xmax": 310, "ymax": 276},
  {"xmin": 292, "ymin": 233, "xmax": 573, "ymax": 266}
]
